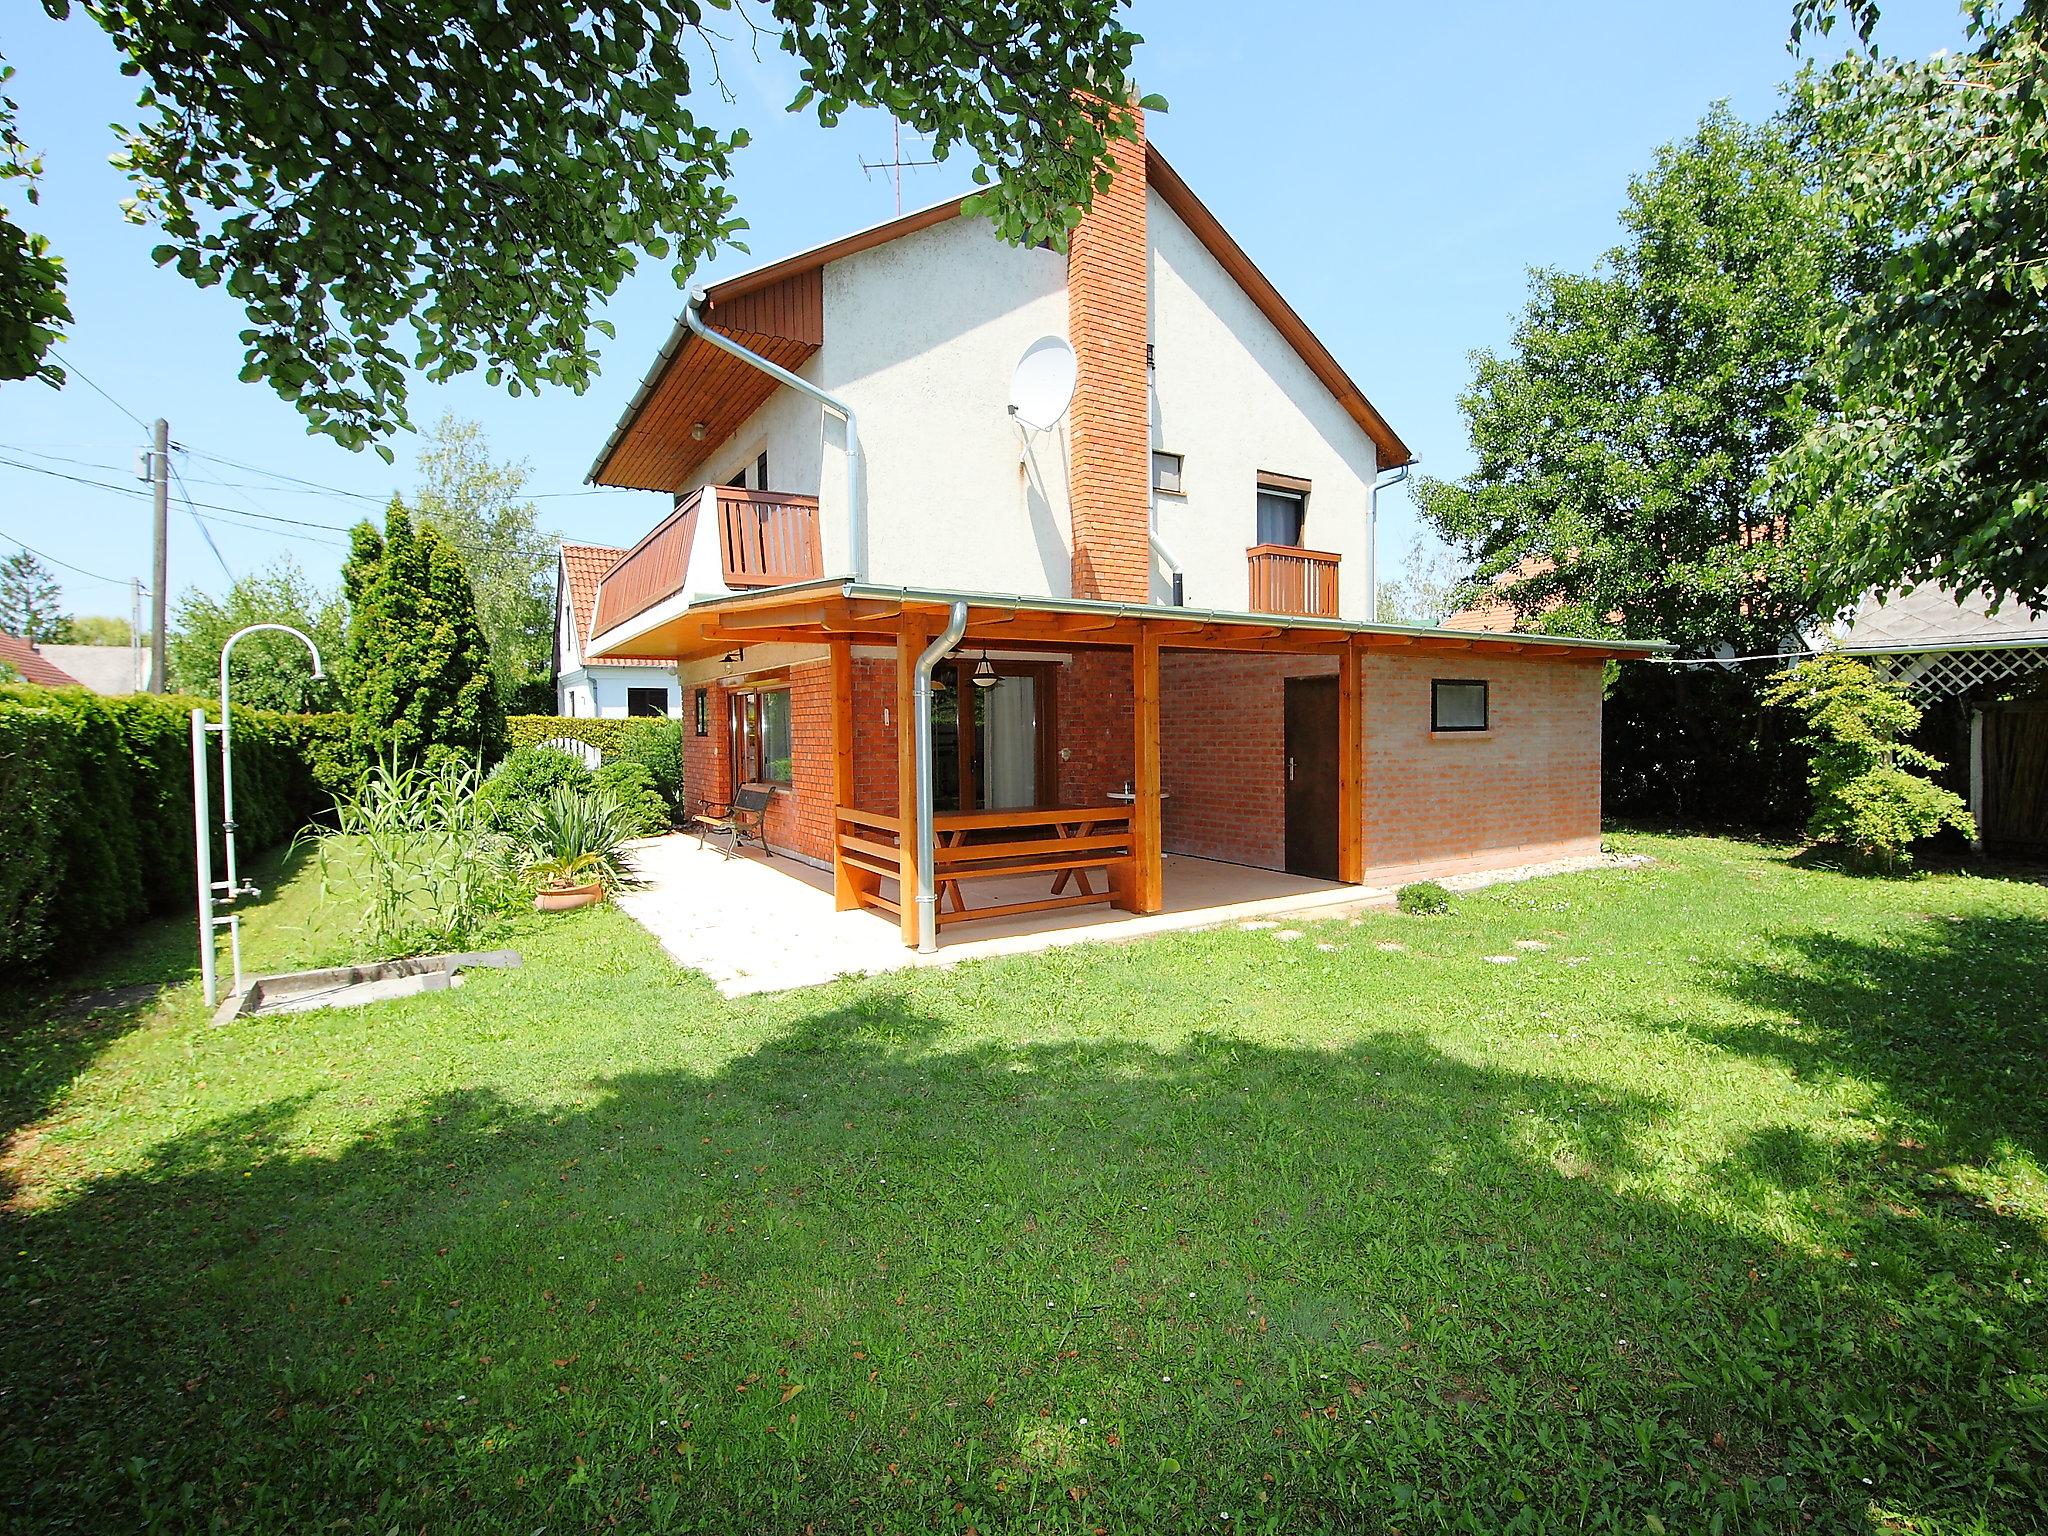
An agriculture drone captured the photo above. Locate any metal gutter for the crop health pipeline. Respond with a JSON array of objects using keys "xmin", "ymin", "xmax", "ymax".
[
  {"xmin": 912, "ymin": 602, "xmax": 970, "ymax": 953},
  {"xmin": 831, "ymin": 582, "xmax": 1673, "ymax": 654},
  {"xmin": 680, "ymin": 287, "xmax": 867, "ymax": 580}
]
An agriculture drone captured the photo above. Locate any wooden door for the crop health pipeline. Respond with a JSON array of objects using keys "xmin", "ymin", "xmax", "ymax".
[
  {"xmin": 1984, "ymin": 703, "xmax": 2048, "ymax": 854},
  {"xmin": 1284, "ymin": 675, "xmax": 1339, "ymax": 879}
]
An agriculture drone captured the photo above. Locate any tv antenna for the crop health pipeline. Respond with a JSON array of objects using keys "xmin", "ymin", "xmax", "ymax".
[{"xmin": 860, "ymin": 118, "xmax": 938, "ymax": 214}]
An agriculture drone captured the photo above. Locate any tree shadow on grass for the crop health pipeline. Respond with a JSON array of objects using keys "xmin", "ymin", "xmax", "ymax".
[
  {"xmin": 0, "ymin": 842, "xmax": 321, "ymax": 1157},
  {"xmin": 1693, "ymin": 910, "xmax": 2048, "ymax": 1168},
  {"xmin": 3, "ymin": 996, "xmax": 2042, "ymax": 1534}
]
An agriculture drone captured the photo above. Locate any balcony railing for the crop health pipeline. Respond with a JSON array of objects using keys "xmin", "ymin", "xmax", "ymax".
[
  {"xmin": 590, "ymin": 487, "xmax": 704, "ymax": 641},
  {"xmin": 1247, "ymin": 544, "xmax": 1340, "ymax": 618},
  {"xmin": 718, "ymin": 487, "xmax": 823, "ymax": 589},
  {"xmin": 587, "ymin": 485, "xmax": 825, "ymax": 648}
]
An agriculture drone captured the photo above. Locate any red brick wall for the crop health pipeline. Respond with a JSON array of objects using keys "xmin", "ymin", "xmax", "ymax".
[
  {"xmin": 681, "ymin": 665, "xmax": 836, "ymax": 866},
  {"xmin": 1055, "ymin": 649, "xmax": 1135, "ymax": 804},
  {"xmin": 1159, "ymin": 650, "xmax": 1336, "ymax": 869},
  {"xmin": 681, "ymin": 680, "xmax": 732, "ymax": 814},
  {"xmin": 851, "ymin": 654, "xmax": 897, "ymax": 815},
  {"xmin": 762, "ymin": 661, "xmax": 834, "ymax": 864},
  {"xmin": 1359, "ymin": 652, "xmax": 1605, "ymax": 885},
  {"xmin": 1067, "ymin": 108, "xmax": 1151, "ymax": 603}
]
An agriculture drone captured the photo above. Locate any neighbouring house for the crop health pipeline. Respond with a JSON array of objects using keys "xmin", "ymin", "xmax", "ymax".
[
  {"xmin": 574, "ymin": 106, "xmax": 1662, "ymax": 949},
  {"xmin": 0, "ymin": 632, "xmax": 85, "ymax": 688},
  {"xmin": 552, "ymin": 543, "xmax": 686, "ymax": 718},
  {"xmin": 36, "ymin": 642, "xmax": 150, "ymax": 695}
]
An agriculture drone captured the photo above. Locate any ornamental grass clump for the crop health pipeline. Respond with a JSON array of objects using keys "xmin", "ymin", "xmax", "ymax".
[
  {"xmin": 319, "ymin": 754, "xmax": 519, "ymax": 954},
  {"xmin": 520, "ymin": 783, "xmax": 641, "ymax": 894},
  {"xmin": 1763, "ymin": 655, "xmax": 1974, "ymax": 872}
]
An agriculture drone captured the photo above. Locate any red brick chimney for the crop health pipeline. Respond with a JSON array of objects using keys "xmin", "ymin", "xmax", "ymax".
[{"xmin": 1066, "ymin": 105, "xmax": 1151, "ymax": 603}]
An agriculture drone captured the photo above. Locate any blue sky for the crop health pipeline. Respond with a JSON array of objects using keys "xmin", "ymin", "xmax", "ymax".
[{"xmin": 0, "ymin": 0, "xmax": 1961, "ymax": 621}]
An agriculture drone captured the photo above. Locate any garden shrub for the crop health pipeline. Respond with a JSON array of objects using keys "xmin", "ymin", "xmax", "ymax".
[
  {"xmin": 503, "ymin": 715, "xmax": 643, "ymax": 759},
  {"xmin": 594, "ymin": 759, "xmax": 671, "ymax": 836},
  {"xmin": 0, "ymin": 686, "xmax": 344, "ymax": 975},
  {"xmin": 1764, "ymin": 656, "xmax": 1975, "ymax": 870},
  {"xmin": 1396, "ymin": 881, "xmax": 1453, "ymax": 916},
  {"xmin": 476, "ymin": 745, "xmax": 592, "ymax": 832},
  {"xmin": 611, "ymin": 718, "xmax": 685, "ymax": 813}
]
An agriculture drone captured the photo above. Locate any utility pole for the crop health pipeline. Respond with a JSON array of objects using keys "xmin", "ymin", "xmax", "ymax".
[
  {"xmin": 130, "ymin": 576, "xmax": 144, "ymax": 694},
  {"xmin": 149, "ymin": 418, "xmax": 168, "ymax": 693}
]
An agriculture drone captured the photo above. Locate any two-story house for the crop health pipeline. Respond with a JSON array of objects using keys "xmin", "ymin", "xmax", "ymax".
[{"xmin": 577, "ymin": 109, "xmax": 1661, "ymax": 950}]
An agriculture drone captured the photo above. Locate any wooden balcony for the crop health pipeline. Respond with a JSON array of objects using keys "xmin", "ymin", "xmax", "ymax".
[
  {"xmin": 1247, "ymin": 544, "xmax": 1340, "ymax": 618},
  {"xmin": 717, "ymin": 487, "xmax": 822, "ymax": 589},
  {"xmin": 590, "ymin": 487, "xmax": 703, "ymax": 641},
  {"xmin": 588, "ymin": 485, "xmax": 825, "ymax": 648}
]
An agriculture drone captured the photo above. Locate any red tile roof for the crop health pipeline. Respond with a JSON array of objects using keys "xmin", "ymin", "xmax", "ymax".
[
  {"xmin": 558, "ymin": 544, "xmax": 670, "ymax": 665},
  {"xmin": 0, "ymin": 632, "xmax": 84, "ymax": 687}
]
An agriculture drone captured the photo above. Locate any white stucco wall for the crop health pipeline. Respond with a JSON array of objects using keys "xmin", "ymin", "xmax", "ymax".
[
  {"xmin": 678, "ymin": 192, "xmax": 1382, "ymax": 616},
  {"xmin": 556, "ymin": 666, "xmax": 682, "ymax": 719},
  {"xmin": 690, "ymin": 211, "xmax": 1076, "ymax": 599},
  {"xmin": 1146, "ymin": 188, "xmax": 1380, "ymax": 620}
]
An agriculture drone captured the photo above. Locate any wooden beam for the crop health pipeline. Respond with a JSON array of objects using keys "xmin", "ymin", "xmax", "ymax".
[
  {"xmin": 1132, "ymin": 631, "xmax": 1163, "ymax": 914},
  {"xmin": 699, "ymin": 626, "xmax": 839, "ymax": 648},
  {"xmin": 830, "ymin": 636, "xmax": 857, "ymax": 911},
  {"xmin": 711, "ymin": 603, "xmax": 834, "ymax": 631},
  {"xmin": 895, "ymin": 622, "xmax": 924, "ymax": 947},
  {"xmin": 1338, "ymin": 639, "xmax": 1364, "ymax": 885}
]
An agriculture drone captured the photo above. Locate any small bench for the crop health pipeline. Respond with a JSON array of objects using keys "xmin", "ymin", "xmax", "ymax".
[{"xmin": 692, "ymin": 785, "xmax": 774, "ymax": 860}]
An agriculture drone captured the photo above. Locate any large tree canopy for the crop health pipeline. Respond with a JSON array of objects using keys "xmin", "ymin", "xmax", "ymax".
[
  {"xmin": 1415, "ymin": 109, "xmax": 1850, "ymax": 653},
  {"xmin": 9, "ymin": 1, "xmax": 1155, "ymax": 454},
  {"xmin": 1774, "ymin": 0, "xmax": 2048, "ymax": 611}
]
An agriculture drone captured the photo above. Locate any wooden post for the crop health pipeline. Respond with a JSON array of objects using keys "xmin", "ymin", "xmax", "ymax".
[
  {"xmin": 1338, "ymin": 637, "xmax": 1364, "ymax": 884},
  {"xmin": 1132, "ymin": 628, "xmax": 1163, "ymax": 913},
  {"xmin": 830, "ymin": 636, "xmax": 857, "ymax": 909},
  {"xmin": 895, "ymin": 623, "xmax": 924, "ymax": 946}
]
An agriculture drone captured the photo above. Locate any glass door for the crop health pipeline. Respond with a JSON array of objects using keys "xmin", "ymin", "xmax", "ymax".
[{"xmin": 928, "ymin": 664, "xmax": 1047, "ymax": 811}]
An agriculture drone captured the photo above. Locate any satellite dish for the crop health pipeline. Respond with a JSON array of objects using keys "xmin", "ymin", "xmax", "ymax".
[{"xmin": 1008, "ymin": 336, "xmax": 1077, "ymax": 431}]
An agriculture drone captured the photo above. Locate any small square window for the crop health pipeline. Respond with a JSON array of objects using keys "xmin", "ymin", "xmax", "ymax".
[
  {"xmin": 1432, "ymin": 679, "xmax": 1489, "ymax": 732},
  {"xmin": 693, "ymin": 688, "xmax": 709, "ymax": 737},
  {"xmin": 1152, "ymin": 451, "xmax": 1183, "ymax": 495},
  {"xmin": 627, "ymin": 686, "xmax": 669, "ymax": 718}
]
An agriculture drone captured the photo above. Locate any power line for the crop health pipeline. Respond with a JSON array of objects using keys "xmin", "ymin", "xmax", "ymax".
[
  {"xmin": 0, "ymin": 528, "xmax": 137, "ymax": 589},
  {"xmin": 0, "ymin": 453, "xmax": 562, "ymax": 561},
  {"xmin": 51, "ymin": 354, "xmax": 150, "ymax": 432},
  {"xmin": 166, "ymin": 459, "xmax": 235, "ymax": 580}
]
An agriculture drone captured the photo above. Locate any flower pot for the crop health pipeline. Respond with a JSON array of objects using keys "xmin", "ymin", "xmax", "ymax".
[{"xmin": 534, "ymin": 881, "xmax": 603, "ymax": 913}]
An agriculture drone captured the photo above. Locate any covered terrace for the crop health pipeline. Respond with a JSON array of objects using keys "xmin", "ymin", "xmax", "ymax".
[{"xmin": 585, "ymin": 576, "xmax": 1657, "ymax": 953}]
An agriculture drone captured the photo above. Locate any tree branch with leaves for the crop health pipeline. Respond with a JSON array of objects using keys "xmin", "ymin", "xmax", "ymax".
[{"xmin": 11, "ymin": 0, "xmax": 1152, "ymax": 458}]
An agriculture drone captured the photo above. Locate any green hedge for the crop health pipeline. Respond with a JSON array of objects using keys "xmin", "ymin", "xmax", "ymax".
[
  {"xmin": 504, "ymin": 716, "xmax": 645, "ymax": 757},
  {"xmin": 0, "ymin": 687, "xmax": 353, "ymax": 977}
]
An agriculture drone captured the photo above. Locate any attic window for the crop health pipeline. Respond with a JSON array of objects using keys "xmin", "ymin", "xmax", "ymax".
[{"xmin": 1152, "ymin": 451, "xmax": 1183, "ymax": 495}]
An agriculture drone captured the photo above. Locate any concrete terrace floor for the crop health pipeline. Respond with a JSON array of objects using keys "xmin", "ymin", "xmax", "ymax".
[{"xmin": 613, "ymin": 834, "xmax": 1383, "ymax": 996}]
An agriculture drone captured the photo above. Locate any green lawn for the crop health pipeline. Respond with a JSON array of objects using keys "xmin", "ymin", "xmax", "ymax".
[{"xmin": 3, "ymin": 832, "xmax": 2046, "ymax": 1533}]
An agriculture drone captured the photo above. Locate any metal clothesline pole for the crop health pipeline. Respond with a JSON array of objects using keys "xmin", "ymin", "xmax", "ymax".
[{"xmin": 195, "ymin": 624, "xmax": 325, "ymax": 1009}]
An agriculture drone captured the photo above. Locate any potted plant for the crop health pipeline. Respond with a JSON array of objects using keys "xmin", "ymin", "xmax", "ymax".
[
  {"xmin": 530, "ymin": 852, "xmax": 607, "ymax": 911},
  {"xmin": 522, "ymin": 784, "xmax": 635, "ymax": 912}
]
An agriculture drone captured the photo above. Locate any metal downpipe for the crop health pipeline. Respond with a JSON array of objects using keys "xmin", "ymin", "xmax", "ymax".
[
  {"xmin": 681, "ymin": 287, "xmax": 866, "ymax": 580},
  {"xmin": 912, "ymin": 601, "xmax": 970, "ymax": 953}
]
